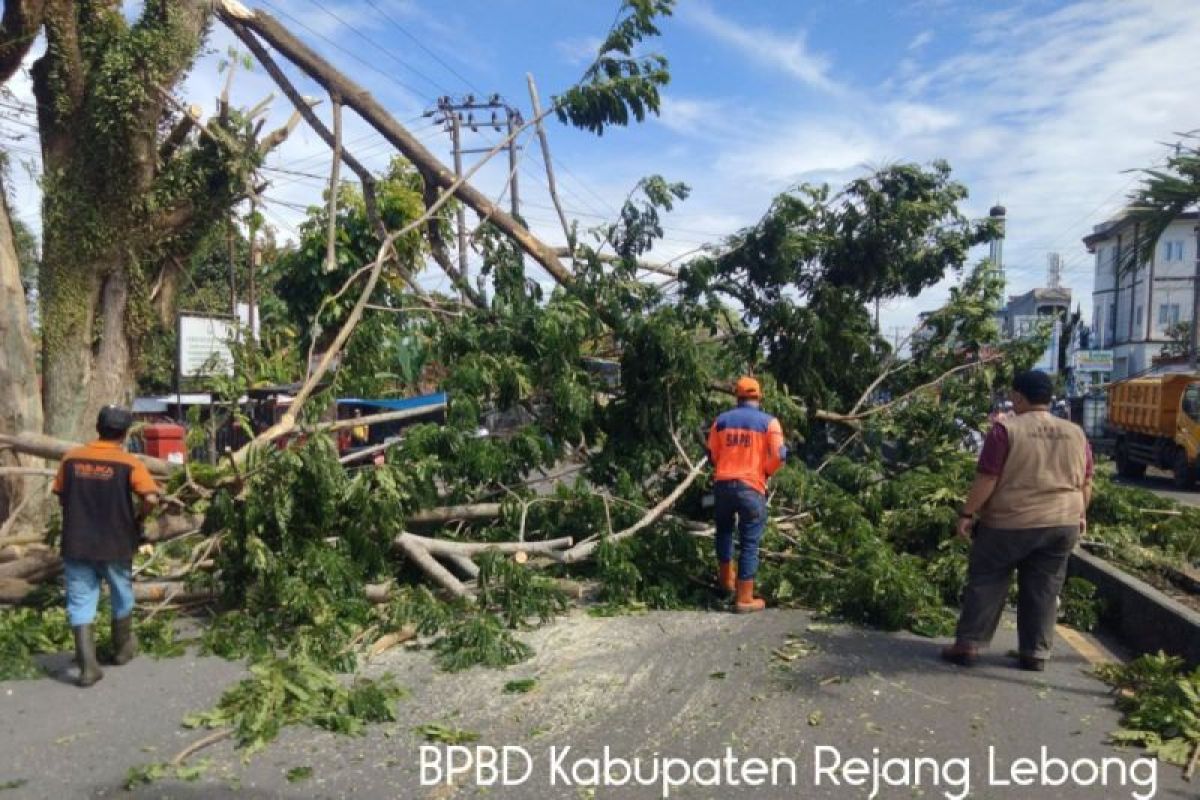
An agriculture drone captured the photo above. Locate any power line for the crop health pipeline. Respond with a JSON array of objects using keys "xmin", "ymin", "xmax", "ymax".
[
  {"xmin": 303, "ymin": 0, "xmax": 446, "ymax": 96},
  {"xmin": 360, "ymin": 0, "xmax": 484, "ymax": 95},
  {"xmin": 257, "ymin": 0, "xmax": 430, "ymax": 102},
  {"xmin": 304, "ymin": 0, "xmax": 622, "ymax": 225}
]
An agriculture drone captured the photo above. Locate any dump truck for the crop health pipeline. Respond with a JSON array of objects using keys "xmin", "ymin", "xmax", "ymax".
[{"xmin": 1107, "ymin": 373, "xmax": 1200, "ymax": 488}]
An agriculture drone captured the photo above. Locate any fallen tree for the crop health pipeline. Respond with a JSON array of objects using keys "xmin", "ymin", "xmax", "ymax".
[{"xmin": 6, "ymin": 2, "xmax": 1173, "ymax": 786}]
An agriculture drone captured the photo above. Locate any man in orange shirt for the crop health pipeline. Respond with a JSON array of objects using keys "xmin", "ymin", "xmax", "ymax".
[
  {"xmin": 53, "ymin": 406, "xmax": 160, "ymax": 686},
  {"xmin": 706, "ymin": 377, "xmax": 787, "ymax": 613}
]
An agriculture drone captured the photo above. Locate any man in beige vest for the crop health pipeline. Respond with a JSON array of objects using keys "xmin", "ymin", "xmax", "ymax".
[{"xmin": 942, "ymin": 370, "xmax": 1093, "ymax": 671}]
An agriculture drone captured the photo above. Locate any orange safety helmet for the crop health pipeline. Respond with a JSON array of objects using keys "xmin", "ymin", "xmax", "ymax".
[{"xmin": 734, "ymin": 376, "xmax": 762, "ymax": 400}]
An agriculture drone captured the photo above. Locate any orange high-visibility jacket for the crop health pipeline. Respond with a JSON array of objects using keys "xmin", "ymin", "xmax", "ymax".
[{"xmin": 707, "ymin": 404, "xmax": 787, "ymax": 495}]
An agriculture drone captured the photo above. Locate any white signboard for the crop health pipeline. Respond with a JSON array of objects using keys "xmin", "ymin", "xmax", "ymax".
[{"xmin": 179, "ymin": 314, "xmax": 235, "ymax": 377}]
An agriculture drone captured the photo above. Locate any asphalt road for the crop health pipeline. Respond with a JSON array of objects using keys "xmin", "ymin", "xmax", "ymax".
[
  {"xmin": 2, "ymin": 609, "xmax": 1193, "ymax": 800},
  {"xmin": 1112, "ymin": 467, "xmax": 1200, "ymax": 507}
]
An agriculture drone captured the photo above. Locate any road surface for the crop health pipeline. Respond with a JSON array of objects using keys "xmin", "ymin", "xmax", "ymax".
[
  {"xmin": 2, "ymin": 609, "xmax": 1192, "ymax": 799},
  {"xmin": 1113, "ymin": 467, "xmax": 1200, "ymax": 508}
]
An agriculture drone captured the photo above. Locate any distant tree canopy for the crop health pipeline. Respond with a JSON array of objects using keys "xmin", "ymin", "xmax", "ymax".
[{"xmin": 679, "ymin": 161, "xmax": 1000, "ymax": 415}]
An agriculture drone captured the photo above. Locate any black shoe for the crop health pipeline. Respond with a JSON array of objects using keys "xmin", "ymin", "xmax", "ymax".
[
  {"xmin": 72, "ymin": 624, "xmax": 104, "ymax": 687},
  {"xmin": 940, "ymin": 643, "xmax": 979, "ymax": 666},
  {"xmin": 1018, "ymin": 655, "xmax": 1046, "ymax": 672},
  {"xmin": 110, "ymin": 615, "xmax": 136, "ymax": 665}
]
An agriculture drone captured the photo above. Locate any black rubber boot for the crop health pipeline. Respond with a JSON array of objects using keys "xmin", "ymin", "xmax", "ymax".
[
  {"xmin": 110, "ymin": 615, "xmax": 136, "ymax": 665},
  {"xmin": 73, "ymin": 624, "xmax": 104, "ymax": 687}
]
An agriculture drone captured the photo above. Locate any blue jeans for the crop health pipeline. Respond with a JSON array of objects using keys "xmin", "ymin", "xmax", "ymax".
[
  {"xmin": 714, "ymin": 481, "xmax": 767, "ymax": 580},
  {"xmin": 64, "ymin": 558, "xmax": 134, "ymax": 627}
]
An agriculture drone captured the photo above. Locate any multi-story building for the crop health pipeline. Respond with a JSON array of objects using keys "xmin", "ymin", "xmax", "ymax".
[
  {"xmin": 1084, "ymin": 211, "xmax": 1197, "ymax": 380},
  {"xmin": 999, "ymin": 287, "xmax": 1071, "ymax": 338}
]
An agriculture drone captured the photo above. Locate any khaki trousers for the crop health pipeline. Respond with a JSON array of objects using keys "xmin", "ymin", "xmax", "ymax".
[{"xmin": 955, "ymin": 524, "xmax": 1078, "ymax": 659}]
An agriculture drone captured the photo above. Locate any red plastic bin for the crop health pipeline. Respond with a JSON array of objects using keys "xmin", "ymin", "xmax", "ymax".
[{"xmin": 143, "ymin": 423, "xmax": 186, "ymax": 463}]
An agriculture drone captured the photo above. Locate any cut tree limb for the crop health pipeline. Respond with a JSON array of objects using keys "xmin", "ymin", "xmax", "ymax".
[
  {"xmin": 0, "ymin": 433, "xmax": 176, "ymax": 476},
  {"xmin": 391, "ymin": 531, "xmax": 575, "ymax": 599},
  {"xmin": 397, "ymin": 532, "xmax": 573, "ymax": 558},
  {"xmin": 394, "ymin": 532, "xmax": 471, "ymax": 599},
  {"xmin": 142, "ymin": 512, "xmax": 206, "ymax": 544},
  {"xmin": 443, "ymin": 553, "xmax": 480, "ymax": 579},
  {"xmin": 407, "ymin": 504, "xmax": 502, "ymax": 526},
  {"xmin": 0, "ymin": 548, "xmax": 59, "ymax": 580}
]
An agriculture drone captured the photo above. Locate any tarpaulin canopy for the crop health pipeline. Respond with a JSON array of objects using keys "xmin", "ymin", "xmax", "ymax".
[{"xmin": 336, "ymin": 392, "xmax": 447, "ymax": 412}]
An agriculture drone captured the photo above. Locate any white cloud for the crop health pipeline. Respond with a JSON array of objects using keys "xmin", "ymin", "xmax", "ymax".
[
  {"xmin": 681, "ymin": 2, "xmax": 843, "ymax": 94},
  {"xmin": 554, "ymin": 36, "xmax": 603, "ymax": 67},
  {"xmin": 645, "ymin": 0, "xmax": 1200, "ymax": 334},
  {"xmin": 654, "ymin": 95, "xmax": 734, "ymax": 138},
  {"xmin": 714, "ymin": 120, "xmax": 877, "ymax": 187},
  {"xmin": 908, "ymin": 29, "xmax": 935, "ymax": 51}
]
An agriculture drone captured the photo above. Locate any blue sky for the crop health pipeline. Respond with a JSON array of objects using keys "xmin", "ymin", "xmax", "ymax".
[{"xmin": 4, "ymin": 0, "xmax": 1200, "ymax": 338}]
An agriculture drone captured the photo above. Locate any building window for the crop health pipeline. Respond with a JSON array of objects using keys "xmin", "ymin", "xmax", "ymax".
[
  {"xmin": 1107, "ymin": 302, "xmax": 1116, "ymax": 342},
  {"xmin": 1160, "ymin": 303, "xmax": 1181, "ymax": 330},
  {"xmin": 1162, "ymin": 240, "xmax": 1185, "ymax": 262},
  {"xmin": 1135, "ymin": 306, "xmax": 1143, "ymax": 329}
]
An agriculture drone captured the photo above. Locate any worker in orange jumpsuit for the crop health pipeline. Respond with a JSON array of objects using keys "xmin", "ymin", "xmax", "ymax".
[{"xmin": 706, "ymin": 377, "xmax": 787, "ymax": 613}]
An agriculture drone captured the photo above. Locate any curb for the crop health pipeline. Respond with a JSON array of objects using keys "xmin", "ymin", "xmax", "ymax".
[{"xmin": 1068, "ymin": 549, "xmax": 1200, "ymax": 666}]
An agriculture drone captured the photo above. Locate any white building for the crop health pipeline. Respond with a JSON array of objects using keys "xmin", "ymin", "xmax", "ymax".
[{"xmin": 1084, "ymin": 211, "xmax": 1197, "ymax": 380}]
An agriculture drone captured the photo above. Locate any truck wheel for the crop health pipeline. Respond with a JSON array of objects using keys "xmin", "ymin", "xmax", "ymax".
[
  {"xmin": 1172, "ymin": 448, "xmax": 1195, "ymax": 490},
  {"xmin": 1116, "ymin": 444, "xmax": 1146, "ymax": 479}
]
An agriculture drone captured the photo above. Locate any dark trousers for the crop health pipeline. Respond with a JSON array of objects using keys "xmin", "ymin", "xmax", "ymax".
[
  {"xmin": 714, "ymin": 480, "xmax": 767, "ymax": 580},
  {"xmin": 955, "ymin": 524, "xmax": 1078, "ymax": 659}
]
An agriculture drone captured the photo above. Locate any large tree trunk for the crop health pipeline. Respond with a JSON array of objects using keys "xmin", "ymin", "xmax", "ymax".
[
  {"xmin": 38, "ymin": 244, "xmax": 136, "ymax": 441},
  {"xmin": 0, "ymin": 173, "xmax": 44, "ymax": 531},
  {"xmin": 29, "ymin": 1, "xmax": 213, "ymax": 441}
]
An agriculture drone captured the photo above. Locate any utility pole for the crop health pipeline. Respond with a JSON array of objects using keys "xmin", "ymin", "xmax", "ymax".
[
  {"xmin": 429, "ymin": 94, "xmax": 523, "ymax": 301},
  {"xmin": 505, "ymin": 106, "xmax": 522, "ymax": 218},
  {"xmin": 449, "ymin": 111, "xmax": 467, "ymax": 300}
]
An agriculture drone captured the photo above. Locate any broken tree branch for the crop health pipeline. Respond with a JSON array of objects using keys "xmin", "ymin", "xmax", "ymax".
[
  {"xmin": 526, "ymin": 72, "xmax": 573, "ymax": 247},
  {"xmin": 0, "ymin": 433, "xmax": 176, "ymax": 476},
  {"xmin": 256, "ymin": 106, "xmax": 303, "ymax": 154},
  {"xmin": 551, "ymin": 247, "xmax": 679, "ymax": 278},
  {"xmin": 234, "ymin": 109, "xmax": 528, "ymax": 456},
  {"xmin": 159, "ymin": 103, "xmax": 202, "ymax": 164},
  {"xmin": 421, "ymin": 180, "xmax": 488, "ymax": 309},
  {"xmin": 400, "ymin": 533, "xmax": 573, "ymax": 559},
  {"xmin": 407, "ymin": 503, "xmax": 502, "ymax": 525},
  {"xmin": 813, "ymin": 356, "xmax": 1001, "ymax": 424},
  {"xmin": 558, "ymin": 458, "xmax": 707, "ymax": 563},
  {"xmin": 0, "ymin": 466, "xmax": 56, "ymax": 478},
  {"xmin": 224, "ymin": 17, "xmax": 390, "ymax": 243},
  {"xmin": 215, "ymin": 1, "xmax": 577, "ymax": 291},
  {"xmin": 394, "ymin": 532, "xmax": 471, "ymax": 599},
  {"xmin": 324, "ymin": 94, "xmax": 342, "ymax": 273}
]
